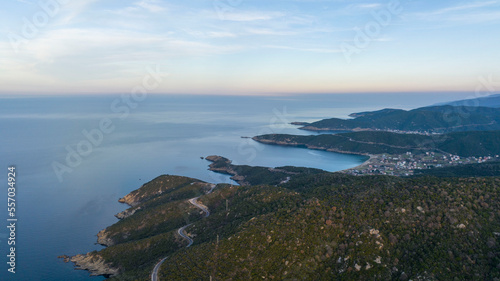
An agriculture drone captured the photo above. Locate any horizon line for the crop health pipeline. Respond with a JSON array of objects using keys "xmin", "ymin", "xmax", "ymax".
[{"xmin": 0, "ymin": 90, "xmax": 495, "ymax": 98}]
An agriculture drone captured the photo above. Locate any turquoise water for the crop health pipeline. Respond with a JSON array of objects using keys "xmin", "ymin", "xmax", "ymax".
[{"xmin": 0, "ymin": 93, "xmax": 470, "ymax": 280}]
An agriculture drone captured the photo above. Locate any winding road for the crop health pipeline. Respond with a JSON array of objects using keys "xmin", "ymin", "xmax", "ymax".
[
  {"xmin": 189, "ymin": 197, "xmax": 210, "ymax": 217},
  {"xmin": 151, "ymin": 184, "xmax": 215, "ymax": 281},
  {"xmin": 177, "ymin": 223, "xmax": 194, "ymax": 247},
  {"xmin": 151, "ymin": 257, "xmax": 167, "ymax": 281}
]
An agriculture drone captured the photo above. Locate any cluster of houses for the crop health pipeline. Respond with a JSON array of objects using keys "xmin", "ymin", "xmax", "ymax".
[
  {"xmin": 374, "ymin": 128, "xmax": 442, "ymax": 136},
  {"xmin": 345, "ymin": 152, "xmax": 499, "ymax": 176}
]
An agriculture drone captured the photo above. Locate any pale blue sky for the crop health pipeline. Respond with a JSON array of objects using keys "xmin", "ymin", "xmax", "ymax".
[{"xmin": 1, "ymin": 0, "xmax": 500, "ymax": 95}]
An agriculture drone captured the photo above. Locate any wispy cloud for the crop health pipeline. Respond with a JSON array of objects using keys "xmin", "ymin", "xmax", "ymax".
[
  {"xmin": 264, "ymin": 45, "xmax": 341, "ymax": 53},
  {"xmin": 56, "ymin": 0, "xmax": 101, "ymax": 26},
  {"xmin": 134, "ymin": 0, "xmax": 166, "ymax": 13},
  {"xmin": 19, "ymin": 28, "xmax": 240, "ymax": 63},
  {"xmin": 2, "ymin": 0, "xmax": 500, "ymax": 94},
  {"xmin": 412, "ymin": 1, "xmax": 500, "ymax": 24},
  {"xmin": 246, "ymin": 28, "xmax": 296, "ymax": 36},
  {"xmin": 428, "ymin": 1, "xmax": 498, "ymax": 15},
  {"xmin": 206, "ymin": 31, "xmax": 237, "ymax": 38},
  {"xmin": 108, "ymin": 0, "xmax": 168, "ymax": 18},
  {"xmin": 219, "ymin": 11, "xmax": 285, "ymax": 22},
  {"xmin": 355, "ymin": 3, "xmax": 382, "ymax": 9},
  {"xmin": 335, "ymin": 2, "xmax": 384, "ymax": 15}
]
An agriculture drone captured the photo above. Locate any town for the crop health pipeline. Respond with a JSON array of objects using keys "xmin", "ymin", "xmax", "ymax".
[{"xmin": 344, "ymin": 151, "xmax": 500, "ymax": 176}]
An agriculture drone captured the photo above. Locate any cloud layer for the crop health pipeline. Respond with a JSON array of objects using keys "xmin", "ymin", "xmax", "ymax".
[{"xmin": 1, "ymin": 0, "xmax": 500, "ymax": 94}]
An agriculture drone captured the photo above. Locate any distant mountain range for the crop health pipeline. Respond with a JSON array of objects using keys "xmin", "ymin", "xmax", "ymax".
[
  {"xmin": 253, "ymin": 130, "xmax": 500, "ymax": 157},
  {"xmin": 298, "ymin": 105, "xmax": 500, "ymax": 134},
  {"xmin": 295, "ymin": 94, "xmax": 500, "ymax": 133},
  {"xmin": 71, "ymin": 94, "xmax": 500, "ymax": 281},
  {"xmin": 438, "ymin": 94, "xmax": 500, "ymax": 108}
]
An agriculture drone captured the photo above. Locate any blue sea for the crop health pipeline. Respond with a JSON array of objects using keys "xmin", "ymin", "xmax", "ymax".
[{"xmin": 0, "ymin": 93, "xmax": 471, "ymax": 280}]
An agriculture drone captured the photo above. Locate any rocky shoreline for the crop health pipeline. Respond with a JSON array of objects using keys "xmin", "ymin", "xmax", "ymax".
[
  {"xmin": 96, "ymin": 228, "xmax": 115, "ymax": 247},
  {"xmin": 63, "ymin": 175, "xmax": 214, "ymax": 278},
  {"xmin": 205, "ymin": 155, "xmax": 249, "ymax": 185},
  {"xmin": 70, "ymin": 253, "xmax": 120, "ymax": 278}
]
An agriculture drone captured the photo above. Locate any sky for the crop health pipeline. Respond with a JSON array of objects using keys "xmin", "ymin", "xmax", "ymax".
[{"xmin": 1, "ymin": 0, "xmax": 500, "ymax": 95}]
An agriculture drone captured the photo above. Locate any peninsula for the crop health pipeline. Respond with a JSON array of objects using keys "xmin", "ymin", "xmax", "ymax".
[
  {"xmin": 67, "ymin": 97, "xmax": 500, "ymax": 280},
  {"xmin": 253, "ymin": 131, "xmax": 500, "ymax": 176},
  {"xmin": 297, "ymin": 105, "xmax": 500, "ymax": 134},
  {"xmin": 68, "ymin": 157, "xmax": 500, "ymax": 280}
]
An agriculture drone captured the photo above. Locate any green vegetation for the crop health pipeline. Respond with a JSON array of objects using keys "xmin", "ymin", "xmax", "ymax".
[
  {"xmin": 158, "ymin": 173, "xmax": 500, "ymax": 280},
  {"xmin": 207, "ymin": 155, "xmax": 324, "ymax": 186},
  {"xmin": 99, "ymin": 175, "xmax": 213, "ymax": 246},
  {"xmin": 414, "ymin": 161, "xmax": 500, "ymax": 177},
  {"xmin": 99, "ymin": 230, "xmax": 183, "ymax": 280},
  {"xmin": 440, "ymin": 131, "xmax": 500, "ymax": 157},
  {"xmin": 102, "ymin": 198, "xmax": 202, "ymax": 246},
  {"xmin": 118, "ymin": 175, "xmax": 205, "ymax": 206},
  {"xmin": 77, "ymin": 161, "xmax": 500, "ymax": 281},
  {"xmin": 76, "ymin": 175, "xmax": 213, "ymax": 280},
  {"xmin": 444, "ymin": 94, "xmax": 500, "ymax": 108},
  {"xmin": 301, "ymin": 105, "xmax": 500, "ymax": 133},
  {"xmin": 253, "ymin": 130, "xmax": 500, "ymax": 157}
]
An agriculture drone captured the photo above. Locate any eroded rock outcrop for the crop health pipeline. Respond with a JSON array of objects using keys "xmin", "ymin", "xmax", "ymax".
[
  {"xmin": 97, "ymin": 229, "xmax": 116, "ymax": 247},
  {"xmin": 114, "ymin": 206, "xmax": 141, "ymax": 220},
  {"xmin": 71, "ymin": 253, "xmax": 120, "ymax": 278}
]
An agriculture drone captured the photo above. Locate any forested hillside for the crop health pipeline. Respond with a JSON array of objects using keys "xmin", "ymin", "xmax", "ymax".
[
  {"xmin": 300, "ymin": 105, "xmax": 500, "ymax": 133},
  {"xmin": 253, "ymin": 131, "xmax": 500, "ymax": 157},
  {"xmin": 72, "ymin": 164, "xmax": 500, "ymax": 281}
]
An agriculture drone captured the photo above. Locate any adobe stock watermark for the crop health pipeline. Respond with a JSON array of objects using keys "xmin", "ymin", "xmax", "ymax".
[
  {"xmin": 441, "ymin": 74, "xmax": 500, "ymax": 127},
  {"xmin": 213, "ymin": 0, "xmax": 244, "ymax": 20},
  {"xmin": 8, "ymin": 0, "xmax": 69, "ymax": 53},
  {"xmin": 413, "ymin": 74, "xmax": 500, "ymax": 150},
  {"xmin": 341, "ymin": 0, "xmax": 404, "ymax": 63},
  {"xmin": 52, "ymin": 65, "xmax": 169, "ymax": 183}
]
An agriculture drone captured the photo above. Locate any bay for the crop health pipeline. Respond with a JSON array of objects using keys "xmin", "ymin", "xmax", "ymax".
[{"xmin": 0, "ymin": 92, "xmax": 470, "ymax": 280}]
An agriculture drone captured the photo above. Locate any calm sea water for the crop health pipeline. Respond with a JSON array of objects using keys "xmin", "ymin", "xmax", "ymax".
[{"xmin": 0, "ymin": 93, "xmax": 471, "ymax": 280}]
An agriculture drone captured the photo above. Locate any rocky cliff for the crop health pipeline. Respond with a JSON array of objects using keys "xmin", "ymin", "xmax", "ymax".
[{"xmin": 71, "ymin": 253, "xmax": 120, "ymax": 278}]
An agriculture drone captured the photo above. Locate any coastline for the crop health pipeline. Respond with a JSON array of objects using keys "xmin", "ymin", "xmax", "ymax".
[
  {"xmin": 299, "ymin": 126, "xmax": 376, "ymax": 132},
  {"xmin": 252, "ymin": 136, "xmax": 372, "ymax": 157},
  {"xmin": 339, "ymin": 154, "xmax": 376, "ymax": 173},
  {"xmin": 70, "ymin": 254, "xmax": 120, "ymax": 278},
  {"xmin": 64, "ymin": 175, "xmax": 215, "ymax": 278},
  {"xmin": 205, "ymin": 155, "xmax": 248, "ymax": 185},
  {"xmin": 63, "ymin": 150, "xmax": 500, "ymax": 279}
]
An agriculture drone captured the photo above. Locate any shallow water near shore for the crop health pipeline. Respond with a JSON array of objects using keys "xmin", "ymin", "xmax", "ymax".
[{"xmin": 0, "ymin": 93, "xmax": 470, "ymax": 280}]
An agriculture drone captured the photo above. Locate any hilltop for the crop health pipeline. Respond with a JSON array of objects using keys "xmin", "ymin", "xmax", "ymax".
[
  {"xmin": 298, "ymin": 105, "xmax": 500, "ymax": 134},
  {"xmin": 69, "ymin": 175, "xmax": 214, "ymax": 279},
  {"xmin": 440, "ymin": 94, "xmax": 500, "ymax": 108},
  {"xmin": 253, "ymin": 131, "xmax": 500, "ymax": 158},
  {"xmin": 205, "ymin": 155, "xmax": 324, "ymax": 186},
  {"xmin": 70, "ymin": 159, "xmax": 500, "ymax": 280}
]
